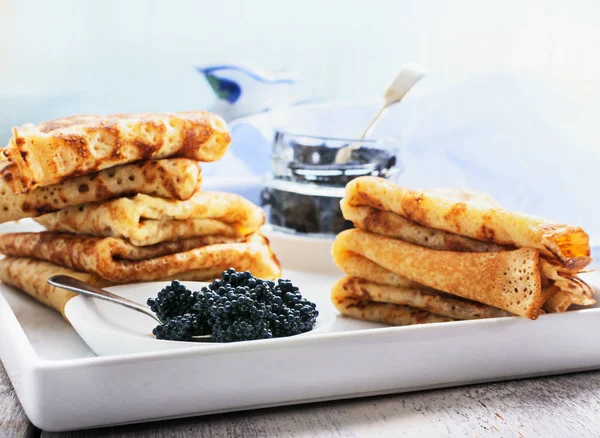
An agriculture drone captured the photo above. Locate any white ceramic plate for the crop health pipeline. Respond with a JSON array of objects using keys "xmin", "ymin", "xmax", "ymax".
[{"xmin": 65, "ymin": 275, "xmax": 336, "ymax": 356}]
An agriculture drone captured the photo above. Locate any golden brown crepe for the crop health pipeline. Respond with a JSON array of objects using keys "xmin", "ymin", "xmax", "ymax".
[
  {"xmin": 336, "ymin": 229, "xmax": 545, "ymax": 319},
  {"xmin": 0, "ymin": 254, "xmax": 279, "ymax": 318},
  {"xmin": 331, "ymin": 283, "xmax": 452, "ymax": 326},
  {"xmin": 338, "ymin": 201, "xmax": 594, "ymax": 313},
  {"xmin": 332, "ymin": 238, "xmax": 424, "ymax": 288},
  {"xmin": 0, "ymin": 257, "xmax": 111, "ymax": 316},
  {"xmin": 334, "ymin": 232, "xmax": 593, "ymax": 314},
  {"xmin": 0, "ymin": 232, "xmax": 243, "ymax": 261},
  {"xmin": 3, "ymin": 111, "xmax": 230, "ymax": 193},
  {"xmin": 341, "ymin": 200, "xmax": 504, "ymax": 252},
  {"xmin": 334, "ymin": 276, "xmax": 510, "ymax": 320},
  {"xmin": 332, "ymin": 177, "xmax": 594, "ymax": 323},
  {"xmin": 344, "ymin": 176, "xmax": 591, "ymax": 268},
  {"xmin": 0, "ymin": 159, "xmax": 201, "ymax": 224},
  {"xmin": 0, "ymin": 232, "xmax": 281, "ymax": 283},
  {"xmin": 35, "ymin": 191, "xmax": 265, "ymax": 246}
]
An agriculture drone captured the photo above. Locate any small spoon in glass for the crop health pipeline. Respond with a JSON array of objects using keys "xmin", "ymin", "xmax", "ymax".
[
  {"xmin": 333, "ymin": 63, "xmax": 427, "ymax": 164},
  {"xmin": 47, "ymin": 275, "xmax": 212, "ymax": 341}
]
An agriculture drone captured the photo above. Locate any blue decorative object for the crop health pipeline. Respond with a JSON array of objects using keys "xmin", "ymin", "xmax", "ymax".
[
  {"xmin": 193, "ymin": 62, "xmax": 300, "ymax": 121},
  {"xmin": 205, "ymin": 74, "xmax": 241, "ymax": 104}
]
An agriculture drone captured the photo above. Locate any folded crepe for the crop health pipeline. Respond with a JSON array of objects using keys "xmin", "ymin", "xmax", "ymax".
[
  {"xmin": 333, "ymin": 241, "xmax": 513, "ymax": 318},
  {"xmin": 0, "ymin": 254, "xmax": 280, "ymax": 318},
  {"xmin": 0, "ymin": 159, "xmax": 201, "ymax": 224},
  {"xmin": 332, "ymin": 238, "xmax": 424, "ymax": 289},
  {"xmin": 0, "ymin": 232, "xmax": 281, "ymax": 283},
  {"xmin": 35, "ymin": 191, "xmax": 265, "ymax": 246},
  {"xmin": 341, "ymin": 200, "xmax": 505, "ymax": 253},
  {"xmin": 334, "ymin": 276, "xmax": 510, "ymax": 320},
  {"xmin": 336, "ymin": 228, "xmax": 551, "ymax": 319},
  {"xmin": 334, "ymin": 238, "xmax": 593, "ymax": 311},
  {"xmin": 341, "ymin": 200, "xmax": 594, "ymax": 304},
  {"xmin": 3, "ymin": 111, "xmax": 230, "ymax": 193},
  {"xmin": 0, "ymin": 257, "xmax": 111, "ymax": 316},
  {"xmin": 341, "ymin": 177, "xmax": 594, "ymax": 315},
  {"xmin": 331, "ymin": 282, "xmax": 452, "ymax": 326},
  {"xmin": 344, "ymin": 177, "xmax": 591, "ymax": 269}
]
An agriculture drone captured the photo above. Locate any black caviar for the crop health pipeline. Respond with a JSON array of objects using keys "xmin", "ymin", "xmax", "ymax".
[
  {"xmin": 147, "ymin": 269, "xmax": 318, "ymax": 343},
  {"xmin": 147, "ymin": 280, "xmax": 199, "ymax": 323},
  {"xmin": 153, "ymin": 314, "xmax": 208, "ymax": 341}
]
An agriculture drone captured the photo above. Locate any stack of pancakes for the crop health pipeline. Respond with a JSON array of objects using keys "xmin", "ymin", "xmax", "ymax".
[
  {"xmin": 0, "ymin": 111, "xmax": 280, "ymax": 315},
  {"xmin": 332, "ymin": 176, "xmax": 594, "ymax": 325}
]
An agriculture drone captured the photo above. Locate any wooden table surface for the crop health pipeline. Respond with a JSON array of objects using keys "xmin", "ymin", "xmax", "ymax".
[{"xmin": 2, "ymin": 361, "xmax": 599, "ymax": 437}]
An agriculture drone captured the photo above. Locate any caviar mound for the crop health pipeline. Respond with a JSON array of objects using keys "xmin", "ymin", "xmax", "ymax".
[
  {"xmin": 147, "ymin": 270, "xmax": 319, "ymax": 342},
  {"xmin": 148, "ymin": 281, "xmax": 210, "ymax": 340},
  {"xmin": 153, "ymin": 313, "xmax": 208, "ymax": 341},
  {"xmin": 147, "ymin": 280, "xmax": 198, "ymax": 323}
]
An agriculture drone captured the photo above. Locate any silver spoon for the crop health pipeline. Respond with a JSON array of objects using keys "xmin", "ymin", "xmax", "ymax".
[
  {"xmin": 334, "ymin": 63, "xmax": 427, "ymax": 164},
  {"xmin": 47, "ymin": 275, "xmax": 212, "ymax": 341}
]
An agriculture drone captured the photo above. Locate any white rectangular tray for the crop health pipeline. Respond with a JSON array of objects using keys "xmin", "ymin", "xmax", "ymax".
[{"xmin": 1, "ymin": 223, "xmax": 600, "ymax": 432}]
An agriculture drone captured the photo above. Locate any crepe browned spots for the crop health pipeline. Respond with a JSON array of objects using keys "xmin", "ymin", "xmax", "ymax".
[
  {"xmin": 336, "ymin": 229, "xmax": 546, "ymax": 319},
  {"xmin": 333, "ymin": 233, "xmax": 593, "ymax": 315},
  {"xmin": 0, "ymin": 232, "xmax": 281, "ymax": 283},
  {"xmin": 341, "ymin": 200, "xmax": 504, "ymax": 252},
  {"xmin": 0, "ymin": 257, "xmax": 112, "ymax": 316},
  {"xmin": 333, "ymin": 276, "xmax": 510, "ymax": 320},
  {"xmin": 331, "ymin": 283, "xmax": 452, "ymax": 326},
  {"xmin": 35, "ymin": 191, "xmax": 265, "ymax": 246},
  {"xmin": 344, "ymin": 176, "xmax": 591, "ymax": 268},
  {"xmin": 0, "ymin": 159, "xmax": 201, "ymax": 224},
  {"xmin": 342, "ymin": 202, "xmax": 594, "ymax": 308},
  {"xmin": 332, "ymin": 237, "xmax": 423, "ymax": 288},
  {"xmin": 0, "ymin": 254, "xmax": 280, "ymax": 318},
  {"xmin": 3, "ymin": 111, "xmax": 230, "ymax": 193}
]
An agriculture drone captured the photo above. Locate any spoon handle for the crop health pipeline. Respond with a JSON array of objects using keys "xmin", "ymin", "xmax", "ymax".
[
  {"xmin": 358, "ymin": 102, "xmax": 389, "ymax": 140},
  {"xmin": 333, "ymin": 63, "xmax": 427, "ymax": 165},
  {"xmin": 334, "ymin": 102, "xmax": 389, "ymax": 163},
  {"xmin": 48, "ymin": 275, "xmax": 161, "ymax": 324}
]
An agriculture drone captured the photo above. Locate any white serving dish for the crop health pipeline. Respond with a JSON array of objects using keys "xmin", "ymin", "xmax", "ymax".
[
  {"xmin": 65, "ymin": 280, "xmax": 336, "ymax": 356},
  {"xmin": 1, "ymin": 220, "xmax": 600, "ymax": 432}
]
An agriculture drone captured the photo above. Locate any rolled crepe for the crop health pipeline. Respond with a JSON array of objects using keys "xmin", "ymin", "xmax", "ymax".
[
  {"xmin": 3, "ymin": 111, "xmax": 230, "ymax": 193},
  {"xmin": 334, "ymin": 239, "xmax": 593, "ymax": 313},
  {"xmin": 344, "ymin": 177, "xmax": 591, "ymax": 268},
  {"xmin": 331, "ymin": 284, "xmax": 452, "ymax": 326},
  {"xmin": 35, "ymin": 191, "xmax": 265, "ymax": 246},
  {"xmin": 336, "ymin": 229, "xmax": 545, "ymax": 319},
  {"xmin": 335, "ymin": 207, "xmax": 593, "ymax": 311},
  {"xmin": 0, "ymin": 256, "xmax": 278, "ymax": 318},
  {"xmin": 334, "ymin": 277, "xmax": 510, "ymax": 320},
  {"xmin": 341, "ymin": 200, "xmax": 504, "ymax": 252},
  {"xmin": 0, "ymin": 159, "xmax": 201, "ymax": 224},
  {"xmin": 0, "ymin": 232, "xmax": 281, "ymax": 283},
  {"xmin": 0, "ymin": 257, "xmax": 111, "ymax": 316}
]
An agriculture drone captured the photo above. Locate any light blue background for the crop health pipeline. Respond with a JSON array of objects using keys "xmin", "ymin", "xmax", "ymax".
[{"xmin": 1, "ymin": 0, "xmax": 598, "ymax": 240}]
